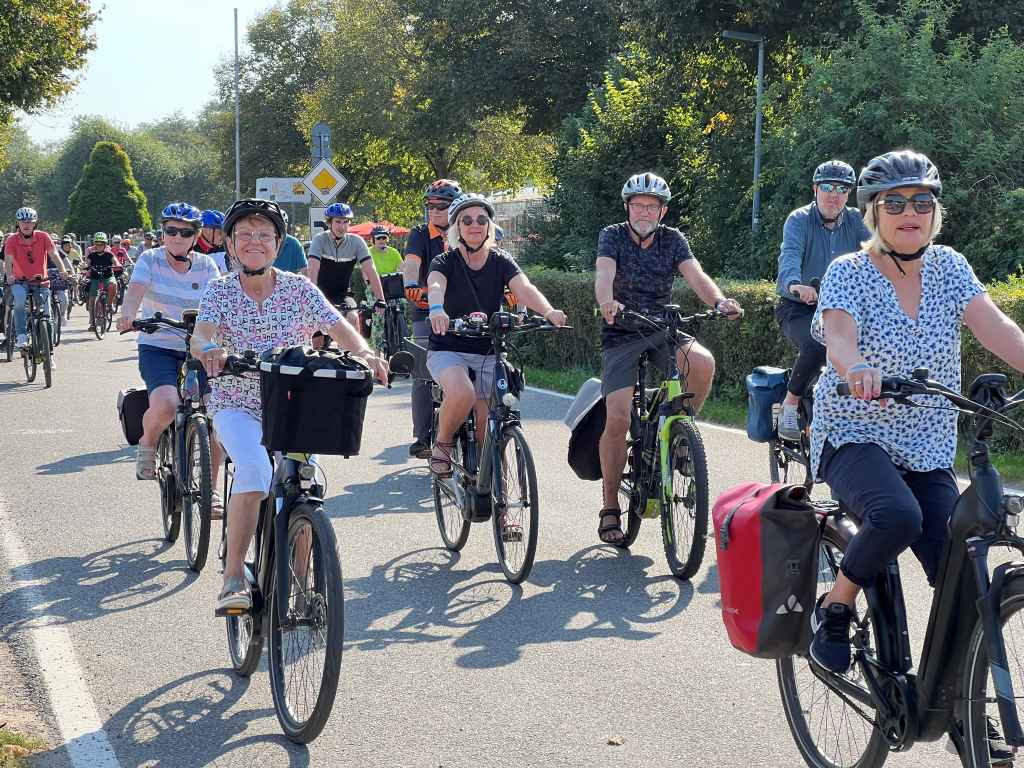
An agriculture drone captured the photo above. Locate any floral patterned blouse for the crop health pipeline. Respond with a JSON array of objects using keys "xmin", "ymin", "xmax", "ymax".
[
  {"xmin": 197, "ymin": 270, "xmax": 341, "ymax": 418},
  {"xmin": 810, "ymin": 245, "xmax": 985, "ymax": 478}
]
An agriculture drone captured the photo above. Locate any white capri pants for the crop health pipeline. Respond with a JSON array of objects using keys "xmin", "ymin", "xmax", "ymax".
[{"xmin": 213, "ymin": 409, "xmax": 273, "ymax": 498}]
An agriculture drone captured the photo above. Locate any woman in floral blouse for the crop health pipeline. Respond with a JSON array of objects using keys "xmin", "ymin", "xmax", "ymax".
[
  {"xmin": 191, "ymin": 198, "xmax": 388, "ymax": 613},
  {"xmin": 807, "ymin": 150, "xmax": 1024, "ymax": 677}
]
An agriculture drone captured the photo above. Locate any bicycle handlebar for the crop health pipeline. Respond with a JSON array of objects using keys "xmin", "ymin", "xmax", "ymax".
[
  {"xmin": 122, "ymin": 312, "xmax": 191, "ymax": 335},
  {"xmin": 615, "ymin": 305, "xmax": 735, "ymax": 334},
  {"xmin": 445, "ymin": 311, "xmax": 571, "ymax": 339}
]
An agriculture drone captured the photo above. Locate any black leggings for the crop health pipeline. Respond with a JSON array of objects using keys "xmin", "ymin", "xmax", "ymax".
[
  {"xmin": 820, "ymin": 441, "xmax": 959, "ymax": 588},
  {"xmin": 775, "ymin": 299, "xmax": 825, "ymax": 398}
]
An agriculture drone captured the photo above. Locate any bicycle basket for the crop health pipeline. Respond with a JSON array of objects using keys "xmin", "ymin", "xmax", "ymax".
[
  {"xmin": 380, "ymin": 272, "xmax": 405, "ymax": 302},
  {"xmin": 259, "ymin": 345, "xmax": 374, "ymax": 456}
]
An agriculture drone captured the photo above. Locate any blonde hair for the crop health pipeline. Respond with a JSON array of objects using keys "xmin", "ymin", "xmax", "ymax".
[
  {"xmin": 447, "ymin": 208, "xmax": 496, "ymax": 252},
  {"xmin": 862, "ymin": 196, "xmax": 944, "ymax": 253}
]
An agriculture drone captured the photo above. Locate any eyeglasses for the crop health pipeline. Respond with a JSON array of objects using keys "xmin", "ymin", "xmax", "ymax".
[
  {"xmin": 426, "ymin": 203, "xmax": 449, "ymax": 211},
  {"xmin": 818, "ymin": 182, "xmax": 851, "ymax": 194},
  {"xmin": 460, "ymin": 214, "xmax": 490, "ymax": 227},
  {"xmin": 234, "ymin": 230, "xmax": 277, "ymax": 244},
  {"xmin": 627, "ymin": 202, "xmax": 664, "ymax": 214},
  {"xmin": 374, "ymin": 235, "xmax": 389, "ymax": 241},
  {"xmin": 878, "ymin": 192, "xmax": 936, "ymax": 215},
  {"xmin": 163, "ymin": 226, "xmax": 197, "ymax": 238}
]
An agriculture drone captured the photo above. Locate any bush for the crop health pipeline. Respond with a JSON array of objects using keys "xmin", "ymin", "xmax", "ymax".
[{"xmin": 65, "ymin": 141, "xmax": 151, "ymax": 234}]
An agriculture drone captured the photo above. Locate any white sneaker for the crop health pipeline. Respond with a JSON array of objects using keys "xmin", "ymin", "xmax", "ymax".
[
  {"xmin": 777, "ymin": 403, "xmax": 802, "ymax": 442},
  {"xmin": 15, "ymin": 334, "xmax": 28, "ymax": 348}
]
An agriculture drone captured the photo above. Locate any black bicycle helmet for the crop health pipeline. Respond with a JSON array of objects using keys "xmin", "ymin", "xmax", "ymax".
[
  {"xmin": 856, "ymin": 150, "xmax": 942, "ymax": 210},
  {"xmin": 223, "ymin": 198, "xmax": 287, "ymax": 239},
  {"xmin": 812, "ymin": 160, "xmax": 856, "ymax": 186},
  {"xmin": 370, "ymin": 225, "xmax": 389, "ymax": 239}
]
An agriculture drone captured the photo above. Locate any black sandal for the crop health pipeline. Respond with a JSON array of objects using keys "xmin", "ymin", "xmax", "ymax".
[
  {"xmin": 598, "ymin": 507, "xmax": 626, "ymax": 546},
  {"xmin": 430, "ymin": 440, "xmax": 455, "ymax": 478}
]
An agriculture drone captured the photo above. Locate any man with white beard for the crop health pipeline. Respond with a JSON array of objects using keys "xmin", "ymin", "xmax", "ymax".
[{"xmin": 591, "ymin": 172, "xmax": 742, "ymax": 545}]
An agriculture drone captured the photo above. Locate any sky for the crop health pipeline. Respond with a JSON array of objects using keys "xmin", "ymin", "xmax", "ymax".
[{"xmin": 17, "ymin": 0, "xmax": 281, "ymax": 146}]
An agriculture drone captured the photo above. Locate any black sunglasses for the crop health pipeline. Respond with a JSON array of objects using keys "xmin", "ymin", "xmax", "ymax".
[
  {"xmin": 878, "ymin": 192, "xmax": 935, "ymax": 215},
  {"xmin": 460, "ymin": 214, "xmax": 490, "ymax": 227},
  {"xmin": 163, "ymin": 225, "xmax": 197, "ymax": 238}
]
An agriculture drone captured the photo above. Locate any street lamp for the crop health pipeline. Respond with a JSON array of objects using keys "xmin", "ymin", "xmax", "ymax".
[{"xmin": 722, "ymin": 30, "xmax": 766, "ymax": 234}]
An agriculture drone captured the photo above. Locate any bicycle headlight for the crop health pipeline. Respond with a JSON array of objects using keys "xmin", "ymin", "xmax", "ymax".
[{"xmin": 1004, "ymin": 494, "xmax": 1023, "ymax": 530}]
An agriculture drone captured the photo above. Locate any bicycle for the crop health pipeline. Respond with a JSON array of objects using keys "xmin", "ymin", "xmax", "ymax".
[
  {"xmin": 360, "ymin": 297, "xmax": 407, "ymax": 362},
  {"xmin": 777, "ymin": 369, "xmax": 1024, "ymax": 767},
  {"xmin": 214, "ymin": 352, "xmax": 346, "ymax": 743},
  {"xmin": 1, "ymin": 284, "xmax": 11, "ymax": 363},
  {"xmin": 89, "ymin": 268, "xmax": 114, "ymax": 339},
  {"xmin": 125, "ymin": 312, "xmax": 214, "ymax": 572},
  {"xmin": 414, "ymin": 311, "xmax": 565, "ymax": 584},
  {"xmin": 15, "ymin": 279, "xmax": 55, "ymax": 388},
  {"xmin": 609, "ymin": 306, "xmax": 732, "ymax": 580},
  {"xmin": 47, "ymin": 276, "xmax": 64, "ymax": 348}
]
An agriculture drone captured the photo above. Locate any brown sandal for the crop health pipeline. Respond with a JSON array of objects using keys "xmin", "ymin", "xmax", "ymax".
[
  {"xmin": 430, "ymin": 440, "xmax": 455, "ymax": 478},
  {"xmin": 598, "ymin": 507, "xmax": 626, "ymax": 546}
]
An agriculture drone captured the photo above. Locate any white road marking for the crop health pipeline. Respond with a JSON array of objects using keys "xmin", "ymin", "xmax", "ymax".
[{"xmin": 0, "ymin": 508, "xmax": 122, "ymax": 768}]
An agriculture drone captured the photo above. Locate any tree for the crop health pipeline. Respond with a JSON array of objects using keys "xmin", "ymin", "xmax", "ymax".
[
  {"xmin": 0, "ymin": 125, "xmax": 51, "ymax": 224},
  {"xmin": 65, "ymin": 142, "xmax": 151, "ymax": 234}
]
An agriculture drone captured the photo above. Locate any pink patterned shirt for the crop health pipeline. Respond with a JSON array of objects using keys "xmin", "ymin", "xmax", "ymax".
[{"xmin": 197, "ymin": 270, "xmax": 342, "ymax": 418}]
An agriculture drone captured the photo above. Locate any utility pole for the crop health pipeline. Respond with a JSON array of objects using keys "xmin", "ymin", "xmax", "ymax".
[
  {"xmin": 722, "ymin": 30, "xmax": 766, "ymax": 233},
  {"xmin": 234, "ymin": 7, "xmax": 241, "ymax": 199}
]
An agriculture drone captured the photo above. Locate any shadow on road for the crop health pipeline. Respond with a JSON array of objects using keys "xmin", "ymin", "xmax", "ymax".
[
  {"xmin": 343, "ymin": 544, "xmax": 693, "ymax": 668},
  {"xmin": 36, "ymin": 446, "xmax": 134, "ymax": 475},
  {"xmin": 328, "ymin": 467, "xmax": 432, "ymax": 518},
  {"xmin": 0, "ymin": 538, "xmax": 193, "ymax": 638}
]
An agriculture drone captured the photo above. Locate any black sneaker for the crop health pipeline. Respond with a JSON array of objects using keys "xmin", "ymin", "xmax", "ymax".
[
  {"xmin": 809, "ymin": 595, "xmax": 854, "ymax": 674},
  {"xmin": 409, "ymin": 440, "xmax": 431, "ymax": 459}
]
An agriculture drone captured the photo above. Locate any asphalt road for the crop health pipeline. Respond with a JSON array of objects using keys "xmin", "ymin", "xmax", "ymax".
[{"xmin": 0, "ymin": 310, "xmax": 964, "ymax": 767}]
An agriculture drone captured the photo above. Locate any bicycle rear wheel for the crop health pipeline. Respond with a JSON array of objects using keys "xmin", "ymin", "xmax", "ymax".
[
  {"xmin": 38, "ymin": 320, "xmax": 53, "ymax": 389},
  {"xmin": 491, "ymin": 425, "xmax": 540, "ymax": 584},
  {"xmin": 776, "ymin": 527, "xmax": 887, "ymax": 768},
  {"xmin": 768, "ymin": 438, "xmax": 796, "ymax": 484},
  {"xmin": 433, "ymin": 429, "xmax": 470, "ymax": 551},
  {"xmin": 961, "ymin": 574, "xmax": 1024, "ymax": 767},
  {"xmin": 269, "ymin": 504, "xmax": 344, "ymax": 743},
  {"xmin": 661, "ymin": 419, "xmax": 708, "ymax": 580},
  {"xmin": 156, "ymin": 430, "xmax": 181, "ymax": 543},
  {"xmin": 182, "ymin": 416, "xmax": 213, "ymax": 572},
  {"xmin": 3, "ymin": 306, "xmax": 12, "ymax": 363},
  {"xmin": 615, "ymin": 471, "xmax": 643, "ymax": 548},
  {"xmin": 226, "ymin": 597, "xmax": 264, "ymax": 676},
  {"xmin": 52, "ymin": 304, "xmax": 62, "ymax": 346}
]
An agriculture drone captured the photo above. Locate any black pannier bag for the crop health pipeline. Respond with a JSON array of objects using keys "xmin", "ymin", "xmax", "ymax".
[
  {"xmin": 259, "ymin": 345, "xmax": 374, "ymax": 456},
  {"xmin": 117, "ymin": 388, "xmax": 149, "ymax": 445},
  {"xmin": 746, "ymin": 366, "xmax": 788, "ymax": 443},
  {"xmin": 564, "ymin": 378, "xmax": 605, "ymax": 481},
  {"xmin": 380, "ymin": 272, "xmax": 405, "ymax": 302}
]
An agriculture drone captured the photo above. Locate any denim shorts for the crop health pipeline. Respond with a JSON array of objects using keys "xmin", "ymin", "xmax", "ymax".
[{"xmin": 138, "ymin": 345, "xmax": 208, "ymax": 394}]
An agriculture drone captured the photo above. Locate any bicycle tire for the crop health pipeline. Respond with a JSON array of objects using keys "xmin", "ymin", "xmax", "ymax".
[
  {"xmin": 226, "ymin": 601, "xmax": 264, "ymax": 676},
  {"xmin": 776, "ymin": 527, "xmax": 888, "ymax": 768},
  {"xmin": 433, "ymin": 429, "xmax": 470, "ymax": 551},
  {"xmin": 768, "ymin": 438, "xmax": 795, "ymax": 484},
  {"xmin": 52, "ymin": 304, "xmax": 62, "ymax": 346},
  {"xmin": 157, "ymin": 430, "xmax": 181, "ymax": 543},
  {"xmin": 615, "ymin": 470, "xmax": 643, "ymax": 548},
  {"xmin": 269, "ymin": 503, "xmax": 344, "ymax": 743},
  {"xmin": 93, "ymin": 298, "xmax": 106, "ymax": 340},
  {"xmin": 39, "ymin": 320, "xmax": 52, "ymax": 389},
  {"xmin": 660, "ymin": 419, "xmax": 709, "ymax": 580},
  {"xmin": 3, "ymin": 307, "xmax": 12, "ymax": 362},
  {"xmin": 961, "ymin": 574, "xmax": 1024, "ymax": 767},
  {"xmin": 491, "ymin": 424, "xmax": 540, "ymax": 584},
  {"xmin": 182, "ymin": 416, "xmax": 213, "ymax": 573},
  {"xmin": 23, "ymin": 321, "xmax": 37, "ymax": 383}
]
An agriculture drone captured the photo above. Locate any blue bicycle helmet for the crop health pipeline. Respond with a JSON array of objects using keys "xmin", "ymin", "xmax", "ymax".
[
  {"xmin": 812, "ymin": 160, "xmax": 856, "ymax": 186},
  {"xmin": 324, "ymin": 202, "xmax": 353, "ymax": 220},
  {"xmin": 160, "ymin": 202, "xmax": 202, "ymax": 224},
  {"xmin": 15, "ymin": 207, "xmax": 38, "ymax": 222},
  {"xmin": 201, "ymin": 209, "xmax": 225, "ymax": 229}
]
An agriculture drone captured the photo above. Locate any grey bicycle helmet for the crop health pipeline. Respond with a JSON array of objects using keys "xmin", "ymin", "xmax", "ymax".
[
  {"xmin": 812, "ymin": 160, "xmax": 856, "ymax": 186},
  {"xmin": 621, "ymin": 173, "xmax": 671, "ymax": 202},
  {"xmin": 448, "ymin": 193, "xmax": 495, "ymax": 222},
  {"xmin": 856, "ymin": 150, "xmax": 942, "ymax": 209}
]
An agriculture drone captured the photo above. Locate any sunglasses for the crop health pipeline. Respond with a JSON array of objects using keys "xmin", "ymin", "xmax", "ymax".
[
  {"xmin": 163, "ymin": 226, "xmax": 197, "ymax": 238},
  {"xmin": 426, "ymin": 203, "xmax": 449, "ymax": 211},
  {"xmin": 878, "ymin": 192, "xmax": 936, "ymax": 215},
  {"xmin": 817, "ymin": 182, "xmax": 851, "ymax": 194},
  {"xmin": 460, "ymin": 214, "xmax": 490, "ymax": 227}
]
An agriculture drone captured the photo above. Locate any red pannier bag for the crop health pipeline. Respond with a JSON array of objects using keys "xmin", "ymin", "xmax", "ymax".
[{"xmin": 712, "ymin": 482, "xmax": 821, "ymax": 658}]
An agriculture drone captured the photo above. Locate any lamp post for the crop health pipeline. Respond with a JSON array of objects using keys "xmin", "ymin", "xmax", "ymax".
[{"xmin": 722, "ymin": 30, "xmax": 766, "ymax": 234}]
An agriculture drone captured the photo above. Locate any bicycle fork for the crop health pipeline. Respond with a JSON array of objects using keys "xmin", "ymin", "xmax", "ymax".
[
  {"xmin": 657, "ymin": 397, "xmax": 690, "ymax": 513},
  {"xmin": 967, "ymin": 536, "xmax": 1024, "ymax": 746}
]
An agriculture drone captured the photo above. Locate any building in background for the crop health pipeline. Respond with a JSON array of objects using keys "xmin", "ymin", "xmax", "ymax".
[{"xmin": 490, "ymin": 186, "xmax": 548, "ymax": 259}]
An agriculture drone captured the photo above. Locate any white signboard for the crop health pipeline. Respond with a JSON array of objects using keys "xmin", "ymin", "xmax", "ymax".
[
  {"xmin": 302, "ymin": 158, "xmax": 348, "ymax": 204},
  {"xmin": 309, "ymin": 206, "xmax": 327, "ymax": 235},
  {"xmin": 255, "ymin": 177, "xmax": 311, "ymax": 204}
]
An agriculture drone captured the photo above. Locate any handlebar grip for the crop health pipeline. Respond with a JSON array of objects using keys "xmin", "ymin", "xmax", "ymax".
[
  {"xmin": 186, "ymin": 358, "xmax": 204, "ymax": 372},
  {"xmin": 836, "ymin": 382, "xmax": 851, "ymax": 396}
]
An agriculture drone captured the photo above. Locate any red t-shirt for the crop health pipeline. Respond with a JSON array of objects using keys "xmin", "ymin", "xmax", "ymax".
[{"xmin": 4, "ymin": 230, "xmax": 54, "ymax": 281}]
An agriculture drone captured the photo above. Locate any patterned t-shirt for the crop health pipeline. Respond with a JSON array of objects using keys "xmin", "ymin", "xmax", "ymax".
[
  {"xmin": 810, "ymin": 245, "xmax": 986, "ymax": 477},
  {"xmin": 197, "ymin": 270, "xmax": 342, "ymax": 419},
  {"xmin": 129, "ymin": 247, "xmax": 220, "ymax": 351},
  {"xmin": 596, "ymin": 223, "xmax": 694, "ymax": 348}
]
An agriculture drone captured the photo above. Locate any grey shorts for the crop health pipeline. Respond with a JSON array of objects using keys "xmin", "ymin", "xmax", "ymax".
[
  {"xmin": 426, "ymin": 350, "xmax": 496, "ymax": 400},
  {"xmin": 600, "ymin": 333, "xmax": 692, "ymax": 397}
]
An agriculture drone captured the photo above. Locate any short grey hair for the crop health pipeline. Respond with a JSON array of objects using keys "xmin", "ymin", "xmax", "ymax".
[{"xmin": 861, "ymin": 195, "xmax": 944, "ymax": 253}]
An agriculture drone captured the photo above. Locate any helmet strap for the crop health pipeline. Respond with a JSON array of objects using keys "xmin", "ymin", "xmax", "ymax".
[
  {"xmin": 459, "ymin": 236, "xmax": 487, "ymax": 256},
  {"xmin": 626, "ymin": 220, "xmax": 660, "ymax": 244},
  {"xmin": 242, "ymin": 265, "xmax": 270, "ymax": 276}
]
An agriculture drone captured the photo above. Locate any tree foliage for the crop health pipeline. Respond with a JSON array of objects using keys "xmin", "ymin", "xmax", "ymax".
[{"xmin": 65, "ymin": 141, "xmax": 151, "ymax": 234}]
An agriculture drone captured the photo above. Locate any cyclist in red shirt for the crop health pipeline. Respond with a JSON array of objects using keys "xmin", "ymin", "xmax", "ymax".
[{"xmin": 4, "ymin": 207, "xmax": 69, "ymax": 348}]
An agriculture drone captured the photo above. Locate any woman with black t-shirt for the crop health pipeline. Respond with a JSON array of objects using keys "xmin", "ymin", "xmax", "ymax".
[{"xmin": 425, "ymin": 193, "xmax": 567, "ymax": 483}]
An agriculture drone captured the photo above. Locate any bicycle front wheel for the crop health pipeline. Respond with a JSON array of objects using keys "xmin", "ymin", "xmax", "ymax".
[
  {"xmin": 433, "ymin": 430, "xmax": 470, "ymax": 551},
  {"xmin": 776, "ymin": 527, "xmax": 888, "ymax": 768},
  {"xmin": 961, "ymin": 574, "xmax": 1024, "ymax": 767},
  {"xmin": 491, "ymin": 425, "xmax": 539, "ymax": 584},
  {"xmin": 93, "ymin": 300, "xmax": 106, "ymax": 339},
  {"xmin": 156, "ymin": 430, "xmax": 181, "ymax": 543},
  {"xmin": 182, "ymin": 416, "xmax": 213, "ymax": 573},
  {"xmin": 39, "ymin": 320, "xmax": 53, "ymax": 389},
  {"xmin": 269, "ymin": 504, "xmax": 344, "ymax": 743},
  {"xmin": 52, "ymin": 306, "xmax": 62, "ymax": 346},
  {"xmin": 22, "ymin": 325, "xmax": 37, "ymax": 383},
  {"xmin": 660, "ymin": 419, "xmax": 708, "ymax": 580}
]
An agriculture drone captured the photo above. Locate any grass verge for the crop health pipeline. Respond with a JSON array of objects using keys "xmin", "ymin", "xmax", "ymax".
[{"xmin": 0, "ymin": 729, "xmax": 45, "ymax": 768}]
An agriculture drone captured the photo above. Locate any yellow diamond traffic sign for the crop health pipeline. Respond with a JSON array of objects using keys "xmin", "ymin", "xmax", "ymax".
[{"xmin": 302, "ymin": 158, "xmax": 348, "ymax": 203}]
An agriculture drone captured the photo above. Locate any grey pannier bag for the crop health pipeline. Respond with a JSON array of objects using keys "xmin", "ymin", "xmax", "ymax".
[{"xmin": 565, "ymin": 378, "xmax": 605, "ymax": 481}]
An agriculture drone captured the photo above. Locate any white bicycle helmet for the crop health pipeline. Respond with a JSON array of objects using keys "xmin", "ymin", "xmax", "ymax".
[
  {"xmin": 621, "ymin": 173, "xmax": 671, "ymax": 202},
  {"xmin": 15, "ymin": 207, "xmax": 38, "ymax": 222}
]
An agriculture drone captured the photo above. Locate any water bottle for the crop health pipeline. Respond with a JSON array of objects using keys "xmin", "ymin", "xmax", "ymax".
[{"xmin": 182, "ymin": 367, "xmax": 201, "ymax": 401}]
